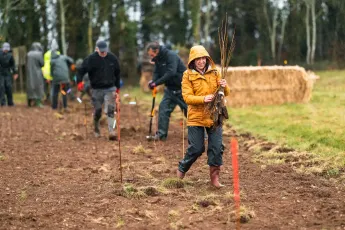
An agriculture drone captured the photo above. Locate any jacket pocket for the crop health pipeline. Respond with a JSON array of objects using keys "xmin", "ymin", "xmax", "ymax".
[{"xmin": 188, "ymin": 106, "xmax": 204, "ymax": 122}]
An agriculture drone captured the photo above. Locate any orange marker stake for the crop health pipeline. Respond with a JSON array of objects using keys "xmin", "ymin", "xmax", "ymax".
[{"xmin": 231, "ymin": 137, "xmax": 241, "ymax": 229}]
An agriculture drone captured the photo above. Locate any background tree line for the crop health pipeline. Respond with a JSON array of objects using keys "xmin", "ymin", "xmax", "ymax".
[{"xmin": 0, "ymin": 0, "xmax": 344, "ymax": 84}]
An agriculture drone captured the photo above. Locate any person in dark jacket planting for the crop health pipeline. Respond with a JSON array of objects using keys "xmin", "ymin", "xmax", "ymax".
[
  {"xmin": 146, "ymin": 42, "xmax": 187, "ymax": 141},
  {"xmin": 50, "ymin": 50, "xmax": 74, "ymax": 111},
  {"xmin": 77, "ymin": 40, "xmax": 121, "ymax": 141}
]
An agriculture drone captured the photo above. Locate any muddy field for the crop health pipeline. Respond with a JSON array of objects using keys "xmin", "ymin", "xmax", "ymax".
[{"xmin": 1, "ymin": 99, "xmax": 345, "ymax": 230}]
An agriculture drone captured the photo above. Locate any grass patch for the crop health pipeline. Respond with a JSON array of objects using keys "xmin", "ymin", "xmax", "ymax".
[
  {"xmin": 115, "ymin": 217, "xmax": 125, "ymax": 228},
  {"xmin": 229, "ymin": 205, "xmax": 255, "ymax": 223},
  {"xmin": 132, "ymin": 145, "xmax": 152, "ymax": 155},
  {"xmin": 195, "ymin": 194, "xmax": 219, "ymax": 207},
  {"xmin": 162, "ymin": 178, "xmax": 185, "ymax": 189},
  {"xmin": 13, "ymin": 93, "xmax": 27, "ymax": 104},
  {"xmin": 115, "ymin": 183, "xmax": 147, "ymax": 199},
  {"xmin": 229, "ymin": 70, "xmax": 345, "ymax": 174},
  {"xmin": 19, "ymin": 190, "xmax": 28, "ymax": 201},
  {"xmin": 115, "ymin": 184, "xmax": 161, "ymax": 199}
]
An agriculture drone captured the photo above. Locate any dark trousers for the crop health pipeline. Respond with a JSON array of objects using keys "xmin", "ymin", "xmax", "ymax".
[
  {"xmin": 51, "ymin": 83, "xmax": 68, "ymax": 109},
  {"xmin": 0, "ymin": 75, "xmax": 14, "ymax": 106},
  {"xmin": 157, "ymin": 88, "xmax": 187, "ymax": 140},
  {"xmin": 178, "ymin": 126, "xmax": 223, "ymax": 173}
]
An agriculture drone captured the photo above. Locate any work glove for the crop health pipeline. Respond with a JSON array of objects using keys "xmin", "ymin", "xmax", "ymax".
[
  {"xmin": 148, "ymin": 80, "xmax": 156, "ymax": 90},
  {"xmin": 77, "ymin": 82, "xmax": 84, "ymax": 91}
]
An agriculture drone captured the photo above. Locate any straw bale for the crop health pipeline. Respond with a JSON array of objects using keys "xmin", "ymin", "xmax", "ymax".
[
  {"xmin": 140, "ymin": 71, "xmax": 152, "ymax": 93},
  {"xmin": 139, "ymin": 71, "xmax": 164, "ymax": 93},
  {"xmin": 223, "ymin": 66, "xmax": 318, "ymax": 107}
]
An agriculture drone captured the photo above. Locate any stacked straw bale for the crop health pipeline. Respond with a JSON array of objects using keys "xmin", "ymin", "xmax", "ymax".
[
  {"xmin": 139, "ymin": 51, "xmax": 155, "ymax": 93},
  {"xmin": 223, "ymin": 66, "xmax": 318, "ymax": 107}
]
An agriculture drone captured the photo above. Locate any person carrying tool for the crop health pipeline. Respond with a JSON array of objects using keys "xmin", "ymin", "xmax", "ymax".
[
  {"xmin": 146, "ymin": 41, "xmax": 187, "ymax": 141},
  {"xmin": 50, "ymin": 50, "xmax": 74, "ymax": 111},
  {"xmin": 77, "ymin": 40, "xmax": 121, "ymax": 141},
  {"xmin": 176, "ymin": 45, "xmax": 230, "ymax": 188},
  {"xmin": 0, "ymin": 42, "xmax": 18, "ymax": 106}
]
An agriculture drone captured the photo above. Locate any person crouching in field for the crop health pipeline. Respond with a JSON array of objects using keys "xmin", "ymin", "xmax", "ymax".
[
  {"xmin": 177, "ymin": 45, "xmax": 230, "ymax": 188},
  {"xmin": 50, "ymin": 50, "xmax": 74, "ymax": 111}
]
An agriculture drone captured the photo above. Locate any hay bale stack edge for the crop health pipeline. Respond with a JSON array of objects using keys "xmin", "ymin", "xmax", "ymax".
[{"xmin": 223, "ymin": 66, "xmax": 318, "ymax": 107}]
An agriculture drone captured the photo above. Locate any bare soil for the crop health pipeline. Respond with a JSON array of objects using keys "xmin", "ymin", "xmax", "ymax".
[{"xmin": 1, "ymin": 101, "xmax": 345, "ymax": 230}]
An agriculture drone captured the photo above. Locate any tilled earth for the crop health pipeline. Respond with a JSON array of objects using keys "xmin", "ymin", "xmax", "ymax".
[{"xmin": 1, "ymin": 100, "xmax": 345, "ymax": 230}]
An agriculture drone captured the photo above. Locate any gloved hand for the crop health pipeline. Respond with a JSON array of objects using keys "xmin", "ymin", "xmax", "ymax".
[
  {"xmin": 148, "ymin": 80, "xmax": 156, "ymax": 90},
  {"xmin": 77, "ymin": 82, "xmax": 84, "ymax": 91},
  {"xmin": 116, "ymin": 88, "xmax": 120, "ymax": 94}
]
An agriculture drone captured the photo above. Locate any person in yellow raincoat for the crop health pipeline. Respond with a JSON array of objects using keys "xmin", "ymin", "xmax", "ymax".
[
  {"xmin": 41, "ymin": 39, "xmax": 59, "ymax": 103},
  {"xmin": 177, "ymin": 45, "xmax": 230, "ymax": 188}
]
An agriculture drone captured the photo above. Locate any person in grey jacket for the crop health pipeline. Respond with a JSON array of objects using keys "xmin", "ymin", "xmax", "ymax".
[
  {"xmin": 26, "ymin": 42, "xmax": 44, "ymax": 107},
  {"xmin": 50, "ymin": 51, "xmax": 73, "ymax": 110}
]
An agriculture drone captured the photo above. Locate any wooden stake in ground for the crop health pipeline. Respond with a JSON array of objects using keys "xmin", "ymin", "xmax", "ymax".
[
  {"xmin": 84, "ymin": 103, "xmax": 88, "ymax": 138},
  {"xmin": 231, "ymin": 137, "xmax": 241, "ymax": 230},
  {"xmin": 182, "ymin": 109, "xmax": 185, "ymax": 158},
  {"xmin": 9, "ymin": 116, "xmax": 12, "ymax": 137},
  {"xmin": 116, "ymin": 94, "xmax": 122, "ymax": 183},
  {"xmin": 134, "ymin": 96, "xmax": 141, "ymax": 129}
]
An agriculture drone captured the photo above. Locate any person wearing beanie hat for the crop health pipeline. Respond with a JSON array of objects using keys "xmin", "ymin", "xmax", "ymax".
[
  {"xmin": 0, "ymin": 42, "xmax": 18, "ymax": 106},
  {"xmin": 76, "ymin": 40, "xmax": 121, "ymax": 141}
]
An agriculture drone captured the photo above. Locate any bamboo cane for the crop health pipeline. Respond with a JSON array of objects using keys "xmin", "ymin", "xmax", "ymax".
[
  {"xmin": 116, "ymin": 94, "xmax": 122, "ymax": 183},
  {"xmin": 9, "ymin": 116, "xmax": 12, "ymax": 137},
  {"xmin": 134, "ymin": 96, "xmax": 141, "ymax": 129},
  {"xmin": 84, "ymin": 103, "xmax": 87, "ymax": 138},
  {"xmin": 182, "ymin": 109, "xmax": 185, "ymax": 158}
]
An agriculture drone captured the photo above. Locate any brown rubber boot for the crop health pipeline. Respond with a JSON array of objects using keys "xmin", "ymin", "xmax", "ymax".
[
  {"xmin": 176, "ymin": 169, "xmax": 185, "ymax": 179},
  {"xmin": 210, "ymin": 166, "xmax": 225, "ymax": 188}
]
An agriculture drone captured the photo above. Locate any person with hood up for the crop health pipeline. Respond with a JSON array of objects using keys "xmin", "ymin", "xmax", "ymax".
[
  {"xmin": 50, "ymin": 50, "xmax": 73, "ymax": 111},
  {"xmin": 41, "ymin": 39, "xmax": 60, "ymax": 103},
  {"xmin": 146, "ymin": 41, "xmax": 187, "ymax": 141},
  {"xmin": 26, "ymin": 42, "xmax": 44, "ymax": 107},
  {"xmin": 0, "ymin": 42, "xmax": 18, "ymax": 106},
  {"xmin": 176, "ymin": 45, "xmax": 230, "ymax": 188}
]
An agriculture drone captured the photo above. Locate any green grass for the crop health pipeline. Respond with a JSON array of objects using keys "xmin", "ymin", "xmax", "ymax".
[
  {"xmin": 13, "ymin": 93, "xmax": 27, "ymax": 104},
  {"xmin": 229, "ymin": 70, "xmax": 345, "ymax": 170}
]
